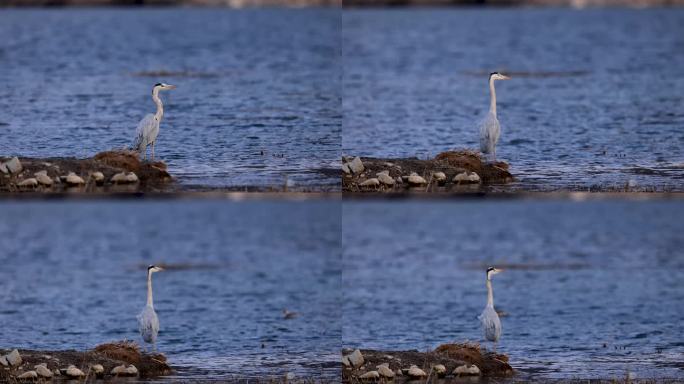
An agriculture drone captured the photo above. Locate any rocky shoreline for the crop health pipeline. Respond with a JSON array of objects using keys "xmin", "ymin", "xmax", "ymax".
[
  {"xmin": 342, "ymin": 150, "xmax": 513, "ymax": 194},
  {"xmin": 342, "ymin": 343, "xmax": 514, "ymax": 382},
  {"xmin": 0, "ymin": 341, "xmax": 172, "ymax": 382},
  {"xmin": 0, "ymin": 150, "xmax": 172, "ymax": 194}
]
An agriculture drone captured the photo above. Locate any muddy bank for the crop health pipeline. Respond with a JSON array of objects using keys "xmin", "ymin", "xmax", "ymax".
[
  {"xmin": 0, "ymin": 341, "xmax": 172, "ymax": 382},
  {"xmin": 342, "ymin": 343, "xmax": 514, "ymax": 382},
  {"xmin": 342, "ymin": 151, "xmax": 513, "ymax": 194},
  {"xmin": 0, "ymin": 150, "xmax": 173, "ymax": 194}
]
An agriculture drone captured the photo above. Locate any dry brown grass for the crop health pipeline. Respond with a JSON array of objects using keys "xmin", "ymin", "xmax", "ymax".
[
  {"xmin": 93, "ymin": 150, "xmax": 142, "ymax": 172},
  {"xmin": 93, "ymin": 340, "xmax": 142, "ymax": 364},
  {"xmin": 434, "ymin": 342, "xmax": 511, "ymax": 376}
]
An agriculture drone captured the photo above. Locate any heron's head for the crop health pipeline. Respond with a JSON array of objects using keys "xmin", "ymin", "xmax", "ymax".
[
  {"xmin": 489, "ymin": 72, "xmax": 511, "ymax": 81},
  {"xmin": 486, "ymin": 267, "xmax": 503, "ymax": 280},
  {"xmin": 153, "ymin": 83, "xmax": 177, "ymax": 92},
  {"xmin": 148, "ymin": 265, "xmax": 164, "ymax": 274}
]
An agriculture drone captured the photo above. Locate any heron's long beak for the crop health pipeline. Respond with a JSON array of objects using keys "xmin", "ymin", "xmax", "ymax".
[
  {"xmin": 166, "ymin": 85, "xmax": 177, "ymax": 90},
  {"xmin": 501, "ymin": 75, "xmax": 511, "ymax": 80}
]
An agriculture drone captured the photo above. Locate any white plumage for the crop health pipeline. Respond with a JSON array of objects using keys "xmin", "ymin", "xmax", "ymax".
[
  {"xmin": 133, "ymin": 83, "xmax": 176, "ymax": 161},
  {"xmin": 138, "ymin": 265, "xmax": 164, "ymax": 350},
  {"xmin": 479, "ymin": 73, "xmax": 510, "ymax": 163},
  {"xmin": 479, "ymin": 267, "xmax": 503, "ymax": 346}
]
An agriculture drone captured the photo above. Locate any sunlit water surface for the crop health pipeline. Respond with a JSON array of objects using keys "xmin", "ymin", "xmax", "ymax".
[
  {"xmin": 343, "ymin": 9, "xmax": 684, "ymax": 191},
  {"xmin": 0, "ymin": 9, "xmax": 340, "ymax": 190},
  {"xmin": 343, "ymin": 200, "xmax": 684, "ymax": 379},
  {"xmin": 0, "ymin": 200, "xmax": 341, "ymax": 380}
]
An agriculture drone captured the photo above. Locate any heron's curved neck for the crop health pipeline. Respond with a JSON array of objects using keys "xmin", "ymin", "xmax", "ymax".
[
  {"xmin": 152, "ymin": 89, "xmax": 164, "ymax": 121},
  {"xmin": 486, "ymin": 278, "xmax": 494, "ymax": 308},
  {"xmin": 146, "ymin": 271, "xmax": 154, "ymax": 308},
  {"xmin": 489, "ymin": 78, "xmax": 497, "ymax": 117}
]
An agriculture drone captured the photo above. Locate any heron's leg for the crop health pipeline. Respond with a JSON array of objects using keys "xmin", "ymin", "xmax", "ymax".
[{"xmin": 151, "ymin": 142, "xmax": 155, "ymax": 161}]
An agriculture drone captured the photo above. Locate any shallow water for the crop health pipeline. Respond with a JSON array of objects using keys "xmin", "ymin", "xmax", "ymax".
[
  {"xmin": 343, "ymin": 9, "xmax": 684, "ymax": 191},
  {"xmin": 0, "ymin": 9, "xmax": 340, "ymax": 190},
  {"xmin": 342, "ymin": 200, "xmax": 684, "ymax": 379},
  {"xmin": 0, "ymin": 200, "xmax": 341, "ymax": 380}
]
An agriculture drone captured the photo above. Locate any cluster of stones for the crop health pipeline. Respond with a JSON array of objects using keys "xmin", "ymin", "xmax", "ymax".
[
  {"xmin": 342, "ymin": 157, "xmax": 481, "ymax": 190},
  {"xmin": 1, "ymin": 349, "xmax": 139, "ymax": 380},
  {"xmin": 342, "ymin": 349, "xmax": 481, "ymax": 381},
  {"xmin": 1, "ymin": 157, "xmax": 140, "ymax": 190}
]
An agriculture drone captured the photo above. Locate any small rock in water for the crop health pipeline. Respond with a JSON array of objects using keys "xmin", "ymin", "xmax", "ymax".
[
  {"xmin": 5, "ymin": 157, "xmax": 23, "ymax": 174},
  {"xmin": 377, "ymin": 365, "xmax": 395, "ymax": 378},
  {"xmin": 377, "ymin": 173, "xmax": 395, "ymax": 186},
  {"xmin": 0, "ymin": 162, "xmax": 8, "ymax": 174},
  {"xmin": 346, "ymin": 349, "xmax": 364, "ymax": 368},
  {"xmin": 66, "ymin": 365, "xmax": 85, "ymax": 377},
  {"xmin": 35, "ymin": 365, "xmax": 53, "ymax": 378},
  {"xmin": 91, "ymin": 172, "xmax": 105, "ymax": 184},
  {"xmin": 35, "ymin": 172, "xmax": 53, "ymax": 186},
  {"xmin": 359, "ymin": 178, "xmax": 380, "ymax": 187},
  {"xmin": 17, "ymin": 178, "xmax": 38, "ymax": 188},
  {"xmin": 111, "ymin": 172, "xmax": 139, "ymax": 184},
  {"xmin": 453, "ymin": 171, "xmax": 481, "ymax": 184},
  {"xmin": 17, "ymin": 371, "xmax": 38, "ymax": 379},
  {"xmin": 359, "ymin": 370, "xmax": 380, "ymax": 379},
  {"xmin": 341, "ymin": 355, "xmax": 351, "ymax": 367},
  {"xmin": 91, "ymin": 364, "xmax": 104, "ymax": 375},
  {"xmin": 342, "ymin": 163, "xmax": 351, "ymax": 174},
  {"xmin": 65, "ymin": 172, "xmax": 85, "ymax": 186},
  {"xmin": 348, "ymin": 157, "xmax": 365, "ymax": 174},
  {"xmin": 6, "ymin": 349, "xmax": 22, "ymax": 366},
  {"xmin": 0, "ymin": 355, "xmax": 7, "ymax": 366},
  {"xmin": 453, "ymin": 363, "xmax": 481, "ymax": 376},
  {"xmin": 407, "ymin": 365, "xmax": 427, "ymax": 378},
  {"xmin": 285, "ymin": 372, "xmax": 296, "ymax": 380},
  {"xmin": 433, "ymin": 172, "xmax": 447, "ymax": 182},
  {"xmin": 432, "ymin": 364, "xmax": 446, "ymax": 376},
  {"xmin": 407, "ymin": 173, "xmax": 427, "ymax": 186},
  {"xmin": 124, "ymin": 365, "xmax": 138, "ymax": 375}
]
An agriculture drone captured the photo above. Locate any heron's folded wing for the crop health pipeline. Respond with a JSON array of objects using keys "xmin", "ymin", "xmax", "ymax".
[{"xmin": 133, "ymin": 114, "xmax": 156, "ymax": 150}]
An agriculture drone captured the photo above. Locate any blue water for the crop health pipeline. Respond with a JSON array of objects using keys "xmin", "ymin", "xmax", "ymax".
[
  {"xmin": 0, "ymin": 200, "xmax": 341, "ymax": 380},
  {"xmin": 342, "ymin": 200, "xmax": 684, "ymax": 380},
  {"xmin": 343, "ymin": 9, "xmax": 684, "ymax": 191},
  {"xmin": 0, "ymin": 9, "xmax": 340, "ymax": 190}
]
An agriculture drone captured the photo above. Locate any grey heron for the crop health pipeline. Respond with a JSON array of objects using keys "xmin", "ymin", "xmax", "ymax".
[
  {"xmin": 478, "ymin": 267, "xmax": 503, "ymax": 349},
  {"xmin": 137, "ymin": 265, "xmax": 164, "ymax": 351},
  {"xmin": 132, "ymin": 83, "xmax": 176, "ymax": 161},
  {"xmin": 479, "ymin": 73, "xmax": 511, "ymax": 163}
]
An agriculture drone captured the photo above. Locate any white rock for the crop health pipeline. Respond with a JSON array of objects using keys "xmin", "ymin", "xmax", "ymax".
[
  {"xmin": 285, "ymin": 372, "xmax": 296, "ymax": 380},
  {"xmin": 66, "ymin": 365, "xmax": 85, "ymax": 377},
  {"xmin": 35, "ymin": 172, "xmax": 53, "ymax": 186},
  {"xmin": 433, "ymin": 172, "xmax": 447, "ymax": 182},
  {"xmin": 359, "ymin": 178, "xmax": 380, "ymax": 187},
  {"xmin": 91, "ymin": 364, "xmax": 104, "ymax": 374},
  {"xmin": 35, "ymin": 365, "xmax": 53, "ymax": 378},
  {"xmin": 377, "ymin": 365, "xmax": 395, "ymax": 378},
  {"xmin": 377, "ymin": 173, "xmax": 395, "ymax": 186},
  {"xmin": 348, "ymin": 157, "xmax": 365, "ymax": 174},
  {"xmin": 0, "ymin": 355, "xmax": 7, "ymax": 366},
  {"xmin": 453, "ymin": 363, "xmax": 481, "ymax": 376},
  {"xmin": 17, "ymin": 178, "xmax": 38, "ymax": 188},
  {"xmin": 91, "ymin": 172, "xmax": 105, "ymax": 184},
  {"xmin": 432, "ymin": 364, "xmax": 446, "ymax": 376},
  {"xmin": 17, "ymin": 371, "xmax": 38, "ymax": 379},
  {"xmin": 359, "ymin": 371, "xmax": 380, "ymax": 379},
  {"xmin": 407, "ymin": 173, "xmax": 427, "ymax": 185},
  {"xmin": 0, "ymin": 162, "xmax": 8, "ymax": 174},
  {"xmin": 65, "ymin": 172, "xmax": 85, "ymax": 186},
  {"xmin": 342, "ymin": 163, "xmax": 351, "ymax": 174},
  {"xmin": 376, "ymin": 170, "xmax": 389, "ymax": 176},
  {"xmin": 346, "ymin": 349, "xmax": 364, "ymax": 368},
  {"xmin": 342, "ymin": 355, "xmax": 350, "ymax": 367},
  {"xmin": 52, "ymin": 369, "xmax": 61, "ymax": 376},
  {"xmin": 124, "ymin": 365, "xmax": 138, "ymax": 375},
  {"xmin": 111, "ymin": 365, "xmax": 127, "ymax": 375},
  {"xmin": 111, "ymin": 172, "xmax": 139, "ymax": 184},
  {"xmin": 407, "ymin": 365, "xmax": 427, "ymax": 378},
  {"xmin": 7, "ymin": 349, "xmax": 22, "ymax": 366},
  {"xmin": 453, "ymin": 171, "xmax": 481, "ymax": 184},
  {"xmin": 395, "ymin": 369, "xmax": 403, "ymax": 376},
  {"xmin": 5, "ymin": 157, "xmax": 22, "ymax": 174}
]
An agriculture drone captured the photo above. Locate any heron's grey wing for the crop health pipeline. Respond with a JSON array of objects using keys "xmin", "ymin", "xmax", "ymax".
[
  {"xmin": 479, "ymin": 113, "xmax": 500, "ymax": 154},
  {"xmin": 480, "ymin": 306, "xmax": 502, "ymax": 342},
  {"xmin": 138, "ymin": 306, "xmax": 160, "ymax": 343},
  {"xmin": 133, "ymin": 114, "xmax": 156, "ymax": 152}
]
